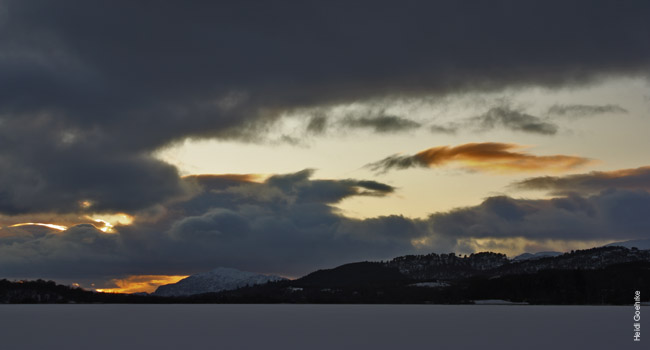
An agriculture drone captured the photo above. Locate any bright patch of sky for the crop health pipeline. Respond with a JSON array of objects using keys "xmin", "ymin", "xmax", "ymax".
[{"xmin": 157, "ymin": 77, "xmax": 650, "ymax": 219}]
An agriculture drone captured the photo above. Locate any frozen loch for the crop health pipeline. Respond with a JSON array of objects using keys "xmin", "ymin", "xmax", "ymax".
[{"xmin": 0, "ymin": 304, "xmax": 635, "ymax": 350}]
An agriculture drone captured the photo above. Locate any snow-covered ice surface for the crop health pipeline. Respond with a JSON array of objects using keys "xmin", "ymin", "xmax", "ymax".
[{"xmin": 0, "ymin": 305, "xmax": 634, "ymax": 349}]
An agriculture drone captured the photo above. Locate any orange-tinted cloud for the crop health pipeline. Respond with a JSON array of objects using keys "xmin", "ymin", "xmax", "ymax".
[
  {"xmin": 367, "ymin": 142, "xmax": 593, "ymax": 174},
  {"xmin": 96, "ymin": 275, "xmax": 188, "ymax": 294}
]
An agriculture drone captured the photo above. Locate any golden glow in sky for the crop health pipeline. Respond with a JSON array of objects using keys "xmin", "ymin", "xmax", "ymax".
[
  {"xmin": 156, "ymin": 78, "xmax": 650, "ymax": 219},
  {"xmin": 96, "ymin": 275, "xmax": 189, "ymax": 294}
]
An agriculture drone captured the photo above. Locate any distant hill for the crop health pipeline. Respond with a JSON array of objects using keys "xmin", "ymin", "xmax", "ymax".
[
  {"xmin": 153, "ymin": 267, "xmax": 286, "ymax": 297},
  {"xmin": 208, "ymin": 246, "xmax": 650, "ymax": 304},
  {"xmin": 605, "ymin": 239, "xmax": 650, "ymax": 250},
  {"xmin": 293, "ymin": 262, "xmax": 407, "ymax": 288}
]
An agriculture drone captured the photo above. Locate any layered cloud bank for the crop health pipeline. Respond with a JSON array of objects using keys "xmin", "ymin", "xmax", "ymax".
[
  {"xmin": 2, "ymin": 167, "xmax": 650, "ymax": 287},
  {"xmin": 0, "ymin": 171, "xmax": 419, "ymax": 281}
]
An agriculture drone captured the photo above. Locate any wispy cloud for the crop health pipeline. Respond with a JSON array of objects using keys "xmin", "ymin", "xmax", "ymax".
[
  {"xmin": 429, "ymin": 124, "xmax": 459, "ymax": 134},
  {"xmin": 467, "ymin": 106, "xmax": 558, "ymax": 135},
  {"xmin": 340, "ymin": 115, "xmax": 421, "ymax": 133},
  {"xmin": 426, "ymin": 104, "xmax": 558, "ymax": 136},
  {"xmin": 547, "ymin": 104, "xmax": 628, "ymax": 118},
  {"xmin": 306, "ymin": 115, "xmax": 328, "ymax": 134},
  {"xmin": 427, "ymin": 102, "xmax": 628, "ymax": 136},
  {"xmin": 366, "ymin": 143, "xmax": 593, "ymax": 174}
]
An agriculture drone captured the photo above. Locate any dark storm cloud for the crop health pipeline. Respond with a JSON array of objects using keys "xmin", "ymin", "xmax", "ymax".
[
  {"xmin": 4, "ymin": 169, "xmax": 649, "ymax": 283},
  {"xmin": 547, "ymin": 104, "xmax": 629, "ymax": 118},
  {"xmin": 0, "ymin": 170, "xmax": 414, "ymax": 280},
  {"xmin": 3, "ymin": 0, "xmax": 648, "ymax": 130},
  {"xmin": 340, "ymin": 115, "xmax": 421, "ymax": 133},
  {"xmin": 467, "ymin": 106, "xmax": 558, "ymax": 135},
  {"xmin": 428, "ymin": 165, "xmax": 650, "ymax": 243},
  {"xmin": 512, "ymin": 166, "xmax": 650, "ymax": 194},
  {"xmin": 429, "ymin": 190, "xmax": 650, "ymax": 241},
  {"xmin": 0, "ymin": 117, "xmax": 190, "ymax": 214},
  {"xmin": 430, "ymin": 165, "xmax": 650, "ymax": 242},
  {"xmin": 1, "ymin": 0, "xmax": 649, "ymax": 215},
  {"xmin": 366, "ymin": 143, "xmax": 592, "ymax": 174},
  {"xmin": 0, "ymin": 224, "xmax": 125, "ymax": 278}
]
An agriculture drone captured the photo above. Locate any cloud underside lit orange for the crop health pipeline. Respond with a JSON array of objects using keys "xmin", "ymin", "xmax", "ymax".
[
  {"xmin": 96, "ymin": 275, "xmax": 188, "ymax": 294},
  {"xmin": 8, "ymin": 222, "xmax": 68, "ymax": 231},
  {"xmin": 413, "ymin": 143, "xmax": 593, "ymax": 173}
]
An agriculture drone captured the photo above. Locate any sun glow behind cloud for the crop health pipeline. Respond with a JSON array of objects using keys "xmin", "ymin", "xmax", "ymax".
[{"xmin": 85, "ymin": 214, "xmax": 134, "ymax": 233}]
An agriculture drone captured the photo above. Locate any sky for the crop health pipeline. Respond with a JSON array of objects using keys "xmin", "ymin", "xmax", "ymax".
[{"xmin": 1, "ymin": 0, "xmax": 649, "ymax": 292}]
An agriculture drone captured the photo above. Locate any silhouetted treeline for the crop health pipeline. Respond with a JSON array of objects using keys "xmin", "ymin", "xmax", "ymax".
[{"xmin": 0, "ymin": 279, "xmax": 170, "ymax": 304}]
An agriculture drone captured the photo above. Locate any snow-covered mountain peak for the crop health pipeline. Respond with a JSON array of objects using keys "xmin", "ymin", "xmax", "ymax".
[{"xmin": 153, "ymin": 267, "xmax": 286, "ymax": 297}]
